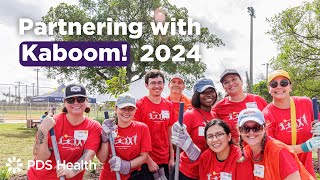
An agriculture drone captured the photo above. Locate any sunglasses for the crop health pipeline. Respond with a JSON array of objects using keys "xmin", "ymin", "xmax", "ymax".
[
  {"xmin": 65, "ymin": 97, "xmax": 86, "ymax": 104},
  {"xmin": 240, "ymin": 125, "xmax": 263, "ymax": 134},
  {"xmin": 269, "ymin": 79, "xmax": 289, "ymax": 88}
]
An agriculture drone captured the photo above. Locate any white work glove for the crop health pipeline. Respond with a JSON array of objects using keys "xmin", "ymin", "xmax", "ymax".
[
  {"xmin": 108, "ymin": 156, "xmax": 131, "ymax": 175},
  {"xmin": 171, "ymin": 122, "xmax": 200, "ymax": 161},
  {"xmin": 153, "ymin": 167, "xmax": 167, "ymax": 180},
  {"xmin": 311, "ymin": 121, "xmax": 320, "ymax": 136},
  {"xmin": 101, "ymin": 118, "xmax": 117, "ymax": 143},
  {"xmin": 301, "ymin": 136, "xmax": 320, "ymax": 152}
]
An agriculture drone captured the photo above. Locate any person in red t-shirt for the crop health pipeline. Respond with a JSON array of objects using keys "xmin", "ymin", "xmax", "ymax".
[
  {"xmin": 171, "ymin": 78, "xmax": 218, "ymax": 179},
  {"xmin": 134, "ymin": 69, "xmax": 175, "ymax": 179},
  {"xmin": 262, "ymin": 69, "xmax": 320, "ymax": 177},
  {"xmin": 199, "ymin": 119, "xmax": 253, "ymax": 180},
  {"xmin": 212, "ymin": 69, "xmax": 268, "ymax": 143},
  {"xmin": 238, "ymin": 108, "xmax": 314, "ymax": 180},
  {"xmin": 166, "ymin": 74, "xmax": 192, "ymax": 120},
  {"xmin": 27, "ymin": 84, "xmax": 102, "ymax": 180},
  {"xmin": 97, "ymin": 93, "xmax": 152, "ymax": 180}
]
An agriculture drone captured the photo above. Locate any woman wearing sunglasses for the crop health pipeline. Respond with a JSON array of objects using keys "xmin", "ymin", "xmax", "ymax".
[
  {"xmin": 238, "ymin": 108, "xmax": 314, "ymax": 180},
  {"xmin": 262, "ymin": 70, "xmax": 320, "ymax": 177},
  {"xmin": 28, "ymin": 84, "xmax": 102, "ymax": 179},
  {"xmin": 199, "ymin": 119, "xmax": 253, "ymax": 180},
  {"xmin": 97, "ymin": 93, "xmax": 152, "ymax": 180},
  {"xmin": 171, "ymin": 78, "xmax": 218, "ymax": 180}
]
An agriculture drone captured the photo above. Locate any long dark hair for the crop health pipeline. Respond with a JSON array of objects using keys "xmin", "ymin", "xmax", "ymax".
[{"xmin": 205, "ymin": 119, "xmax": 233, "ymax": 145}]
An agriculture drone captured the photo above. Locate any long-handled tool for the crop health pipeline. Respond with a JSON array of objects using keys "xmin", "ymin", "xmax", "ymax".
[
  {"xmin": 104, "ymin": 111, "xmax": 121, "ymax": 180},
  {"xmin": 312, "ymin": 98, "xmax": 320, "ymax": 173},
  {"xmin": 50, "ymin": 128, "xmax": 65, "ymax": 180},
  {"xmin": 174, "ymin": 102, "xmax": 184, "ymax": 180}
]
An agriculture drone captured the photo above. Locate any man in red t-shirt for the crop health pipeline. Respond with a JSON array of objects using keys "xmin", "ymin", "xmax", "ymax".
[
  {"xmin": 166, "ymin": 73, "xmax": 192, "ymax": 120},
  {"xmin": 212, "ymin": 69, "xmax": 268, "ymax": 143},
  {"xmin": 134, "ymin": 69, "xmax": 175, "ymax": 179}
]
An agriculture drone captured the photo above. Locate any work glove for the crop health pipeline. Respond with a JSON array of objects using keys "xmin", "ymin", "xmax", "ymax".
[
  {"xmin": 301, "ymin": 136, "xmax": 320, "ymax": 152},
  {"xmin": 311, "ymin": 121, "xmax": 320, "ymax": 136},
  {"xmin": 171, "ymin": 122, "xmax": 201, "ymax": 161},
  {"xmin": 101, "ymin": 118, "xmax": 117, "ymax": 143},
  {"xmin": 108, "ymin": 156, "xmax": 131, "ymax": 175},
  {"xmin": 153, "ymin": 167, "xmax": 167, "ymax": 180}
]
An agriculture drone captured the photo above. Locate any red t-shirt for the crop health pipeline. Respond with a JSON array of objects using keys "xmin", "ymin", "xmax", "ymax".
[
  {"xmin": 134, "ymin": 96, "xmax": 175, "ymax": 164},
  {"xmin": 212, "ymin": 94, "xmax": 268, "ymax": 143},
  {"xmin": 99, "ymin": 121, "xmax": 152, "ymax": 180},
  {"xmin": 199, "ymin": 144, "xmax": 254, "ymax": 180},
  {"xmin": 179, "ymin": 108, "xmax": 217, "ymax": 179},
  {"xmin": 262, "ymin": 96, "xmax": 315, "ymax": 177},
  {"xmin": 167, "ymin": 94, "xmax": 192, "ymax": 121},
  {"xmin": 27, "ymin": 113, "xmax": 101, "ymax": 180},
  {"xmin": 248, "ymin": 137, "xmax": 299, "ymax": 180}
]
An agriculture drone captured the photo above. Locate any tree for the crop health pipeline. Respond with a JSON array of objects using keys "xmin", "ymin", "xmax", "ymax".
[
  {"xmin": 266, "ymin": 0, "xmax": 320, "ymax": 98},
  {"xmin": 42, "ymin": 0, "xmax": 224, "ymax": 94},
  {"xmin": 252, "ymin": 80, "xmax": 272, "ymax": 103}
]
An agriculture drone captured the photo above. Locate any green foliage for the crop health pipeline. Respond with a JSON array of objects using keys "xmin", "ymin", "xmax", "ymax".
[
  {"xmin": 105, "ymin": 68, "xmax": 129, "ymax": 97},
  {"xmin": 42, "ymin": 0, "xmax": 224, "ymax": 94},
  {"xmin": 253, "ymin": 81, "xmax": 272, "ymax": 103},
  {"xmin": 0, "ymin": 166, "xmax": 11, "ymax": 180},
  {"xmin": 266, "ymin": 0, "xmax": 320, "ymax": 98}
]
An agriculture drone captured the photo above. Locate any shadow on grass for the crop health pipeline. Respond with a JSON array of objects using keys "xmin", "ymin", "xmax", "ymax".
[{"xmin": 0, "ymin": 127, "xmax": 37, "ymax": 139}]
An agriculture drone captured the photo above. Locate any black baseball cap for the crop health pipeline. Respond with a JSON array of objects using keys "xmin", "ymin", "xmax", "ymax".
[
  {"xmin": 219, "ymin": 69, "xmax": 241, "ymax": 83},
  {"xmin": 64, "ymin": 84, "xmax": 87, "ymax": 99}
]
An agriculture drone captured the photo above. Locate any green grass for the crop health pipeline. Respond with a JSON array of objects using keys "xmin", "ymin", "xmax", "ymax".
[{"xmin": 0, "ymin": 123, "xmax": 37, "ymax": 175}]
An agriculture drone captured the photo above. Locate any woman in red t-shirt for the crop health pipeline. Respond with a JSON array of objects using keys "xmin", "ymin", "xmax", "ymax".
[
  {"xmin": 97, "ymin": 93, "xmax": 152, "ymax": 180},
  {"xmin": 238, "ymin": 108, "xmax": 314, "ymax": 180},
  {"xmin": 171, "ymin": 78, "xmax": 218, "ymax": 179},
  {"xmin": 199, "ymin": 119, "xmax": 253, "ymax": 180},
  {"xmin": 262, "ymin": 69, "xmax": 320, "ymax": 177},
  {"xmin": 28, "ymin": 84, "xmax": 102, "ymax": 180}
]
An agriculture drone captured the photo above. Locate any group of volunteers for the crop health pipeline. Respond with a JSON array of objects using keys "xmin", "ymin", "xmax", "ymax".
[{"xmin": 27, "ymin": 68, "xmax": 320, "ymax": 180}]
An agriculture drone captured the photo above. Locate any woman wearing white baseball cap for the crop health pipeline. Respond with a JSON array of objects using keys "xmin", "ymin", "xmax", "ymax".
[
  {"xmin": 262, "ymin": 69, "xmax": 320, "ymax": 177},
  {"xmin": 238, "ymin": 108, "xmax": 314, "ymax": 180},
  {"xmin": 97, "ymin": 93, "xmax": 152, "ymax": 180}
]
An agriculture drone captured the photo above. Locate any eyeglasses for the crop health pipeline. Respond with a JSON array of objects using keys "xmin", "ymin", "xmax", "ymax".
[
  {"xmin": 240, "ymin": 125, "xmax": 263, "ymax": 134},
  {"xmin": 65, "ymin": 97, "xmax": 86, "ymax": 104},
  {"xmin": 269, "ymin": 79, "xmax": 289, "ymax": 88},
  {"xmin": 207, "ymin": 133, "xmax": 226, "ymax": 140}
]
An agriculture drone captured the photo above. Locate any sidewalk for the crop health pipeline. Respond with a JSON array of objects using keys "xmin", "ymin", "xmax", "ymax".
[{"xmin": 0, "ymin": 119, "xmax": 27, "ymax": 124}]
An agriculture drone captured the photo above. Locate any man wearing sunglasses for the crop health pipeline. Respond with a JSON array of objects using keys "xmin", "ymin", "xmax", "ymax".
[
  {"xmin": 262, "ymin": 70, "xmax": 320, "ymax": 177},
  {"xmin": 28, "ymin": 84, "xmax": 102, "ymax": 180}
]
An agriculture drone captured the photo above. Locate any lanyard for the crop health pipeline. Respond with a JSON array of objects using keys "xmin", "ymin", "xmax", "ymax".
[{"xmin": 290, "ymin": 98, "xmax": 297, "ymax": 145}]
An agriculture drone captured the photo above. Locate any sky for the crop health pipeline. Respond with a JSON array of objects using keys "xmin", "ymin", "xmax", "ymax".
[{"xmin": 0, "ymin": 0, "xmax": 311, "ymax": 99}]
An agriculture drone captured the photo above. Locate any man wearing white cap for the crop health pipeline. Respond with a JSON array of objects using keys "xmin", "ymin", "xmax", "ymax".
[{"xmin": 167, "ymin": 74, "xmax": 192, "ymax": 121}]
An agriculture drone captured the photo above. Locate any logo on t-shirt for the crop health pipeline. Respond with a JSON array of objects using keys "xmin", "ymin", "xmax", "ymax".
[
  {"xmin": 148, "ymin": 111, "xmax": 170, "ymax": 121},
  {"xmin": 115, "ymin": 134, "xmax": 137, "ymax": 147},
  {"xmin": 228, "ymin": 112, "xmax": 238, "ymax": 121},
  {"xmin": 278, "ymin": 114, "xmax": 308, "ymax": 131},
  {"xmin": 58, "ymin": 134, "xmax": 85, "ymax": 149}
]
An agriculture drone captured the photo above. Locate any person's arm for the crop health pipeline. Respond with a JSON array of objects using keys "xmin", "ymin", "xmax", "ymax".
[
  {"xmin": 33, "ymin": 128, "xmax": 51, "ymax": 161},
  {"xmin": 283, "ymin": 171, "xmax": 301, "ymax": 180},
  {"xmin": 146, "ymin": 155, "xmax": 159, "ymax": 173},
  {"xmin": 33, "ymin": 115, "xmax": 55, "ymax": 161},
  {"xmin": 56, "ymin": 149, "xmax": 96, "ymax": 178},
  {"xmin": 129, "ymin": 152, "xmax": 148, "ymax": 169},
  {"xmin": 96, "ymin": 142, "xmax": 110, "ymax": 163}
]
